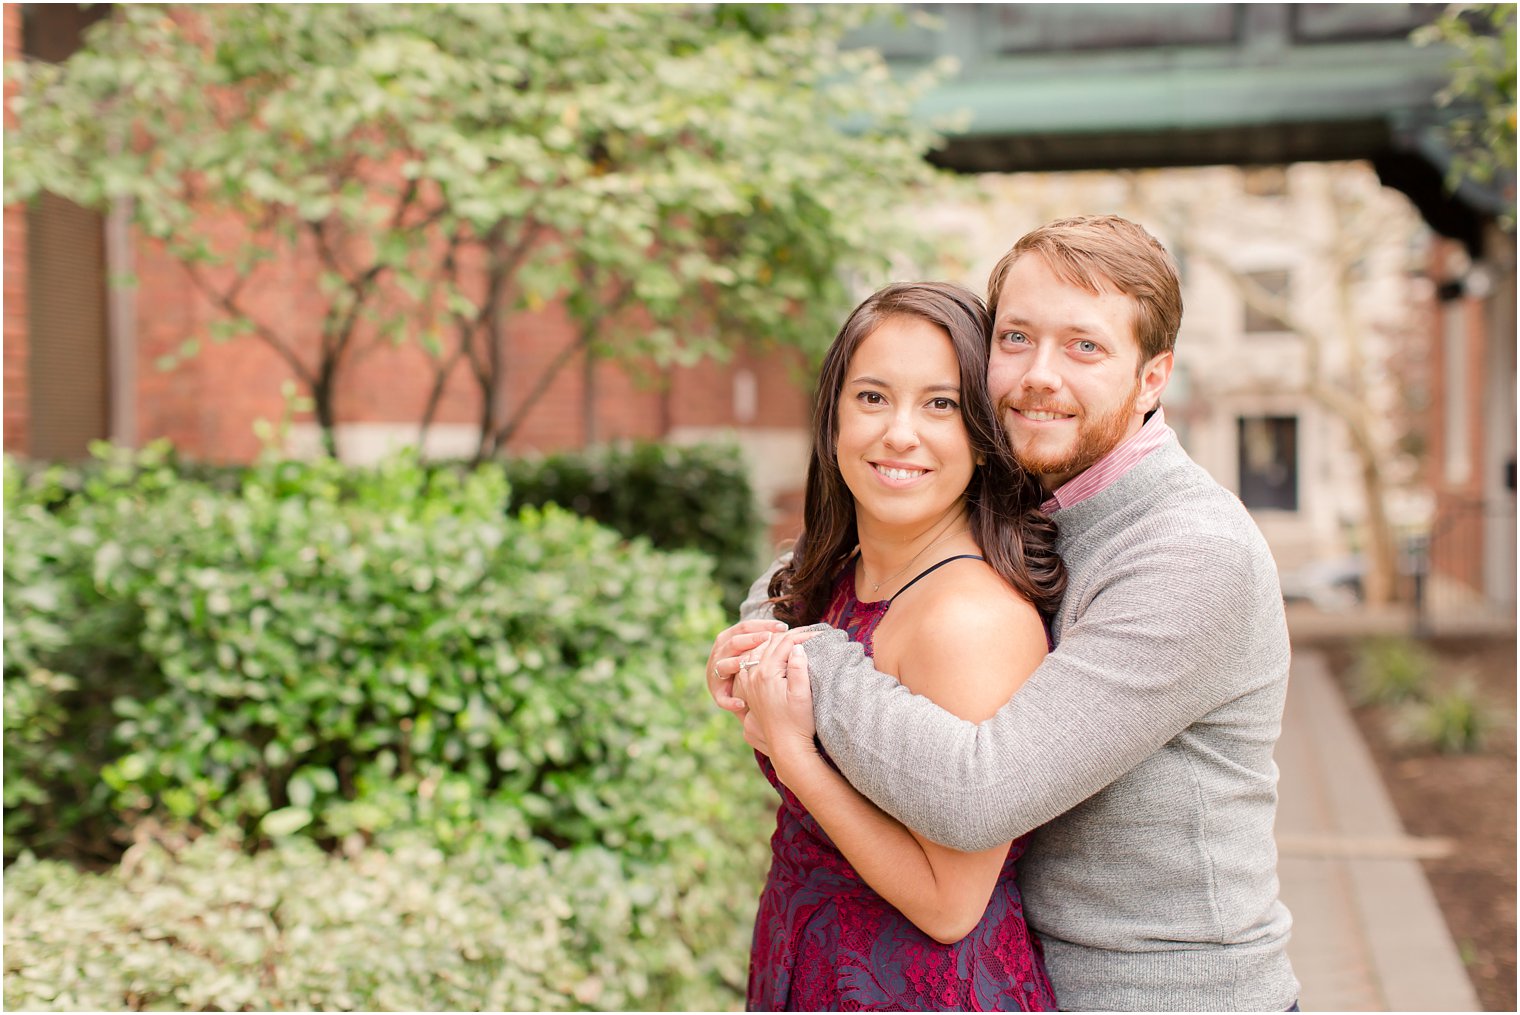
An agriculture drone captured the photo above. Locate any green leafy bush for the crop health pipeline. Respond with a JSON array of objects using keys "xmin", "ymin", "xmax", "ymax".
[
  {"xmin": 1352, "ymin": 636, "xmax": 1434, "ymax": 706},
  {"xmin": 1350, "ymin": 636, "xmax": 1502, "ymax": 755},
  {"xmin": 5, "ymin": 443, "xmax": 778, "ymax": 1008},
  {"xmin": 1396, "ymin": 676, "xmax": 1494, "ymax": 754},
  {"xmin": 2, "ymin": 476, "xmax": 81, "ymax": 855},
  {"xmin": 503, "ymin": 440, "xmax": 766, "ymax": 613},
  {"xmin": 10, "ymin": 438, "xmax": 768, "ymax": 614},
  {"xmin": 6, "ymin": 440, "xmax": 245, "ymax": 514},
  {"xmin": 4, "ymin": 446, "xmax": 772, "ymax": 866},
  {"xmin": 4, "ymin": 831, "xmax": 762, "ymax": 1011},
  {"xmin": 3, "ymin": 452, "xmax": 169, "ymax": 860}
]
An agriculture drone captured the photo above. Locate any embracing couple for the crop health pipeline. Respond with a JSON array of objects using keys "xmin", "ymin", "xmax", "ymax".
[{"xmin": 705, "ymin": 215, "xmax": 1300, "ymax": 1012}]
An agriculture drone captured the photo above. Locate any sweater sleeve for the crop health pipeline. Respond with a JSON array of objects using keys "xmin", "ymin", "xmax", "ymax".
[
  {"xmin": 738, "ymin": 554, "xmax": 791, "ymax": 623},
  {"xmin": 807, "ymin": 532, "xmax": 1283, "ymax": 851}
]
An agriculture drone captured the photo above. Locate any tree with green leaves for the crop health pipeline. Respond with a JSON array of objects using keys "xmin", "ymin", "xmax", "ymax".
[
  {"xmin": 5, "ymin": 4, "xmax": 949, "ymax": 459},
  {"xmin": 1414, "ymin": 3, "xmax": 1517, "ymax": 212}
]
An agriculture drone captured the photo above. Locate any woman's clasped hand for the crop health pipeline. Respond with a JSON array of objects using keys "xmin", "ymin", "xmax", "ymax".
[{"xmin": 731, "ymin": 628, "xmax": 821, "ymax": 760}]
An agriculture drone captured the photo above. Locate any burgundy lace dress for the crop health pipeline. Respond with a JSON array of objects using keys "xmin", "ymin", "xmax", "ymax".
[{"xmin": 746, "ymin": 559, "xmax": 1057, "ymax": 1012}]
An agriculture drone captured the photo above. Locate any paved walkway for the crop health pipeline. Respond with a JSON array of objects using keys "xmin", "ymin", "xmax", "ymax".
[{"xmin": 1275, "ymin": 651, "xmax": 1482, "ymax": 1011}]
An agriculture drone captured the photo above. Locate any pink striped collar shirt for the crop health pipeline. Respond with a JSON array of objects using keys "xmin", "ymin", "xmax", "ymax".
[{"xmin": 1039, "ymin": 407, "xmax": 1173, "ymax": 513}]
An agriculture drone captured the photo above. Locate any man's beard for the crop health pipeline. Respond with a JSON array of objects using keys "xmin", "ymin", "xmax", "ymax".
[{"xmin": 1004, "ymin": 379, "xmax": 1142, "ymax": 481}]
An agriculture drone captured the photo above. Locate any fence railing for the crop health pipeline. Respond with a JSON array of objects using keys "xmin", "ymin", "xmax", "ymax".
[{"xmin": 1408, "ymin": 497, "xmax": 1517, "ymax": 635}]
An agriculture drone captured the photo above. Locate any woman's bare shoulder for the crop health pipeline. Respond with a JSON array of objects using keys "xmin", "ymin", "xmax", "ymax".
[
  {"xmin": 890, "ymin": 560, "xmax": 1048, "ymax": 721},
  {"xmin": 909, "ymin": 558, "xmax": 1042, "ymax": 629}
]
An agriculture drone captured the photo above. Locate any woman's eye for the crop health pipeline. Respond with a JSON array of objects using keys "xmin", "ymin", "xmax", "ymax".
[
  {"xmin": 929, "ymin": 397, "xmax": 959, "ymax": 412},
  {"xmin": 857, "ymin": 391, "xmax": 885, "ymax": 405}
]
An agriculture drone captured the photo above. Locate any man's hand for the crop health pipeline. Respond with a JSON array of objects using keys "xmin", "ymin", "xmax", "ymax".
[{"xmin": 706, "ymin": 618, "xmax": 790, "ymax": 714}]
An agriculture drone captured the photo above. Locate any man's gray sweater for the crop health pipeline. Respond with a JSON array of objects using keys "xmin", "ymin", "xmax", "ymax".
[{"xmin": 741, "ymin": 434, "xmax": 1298, "ymax": 1011}]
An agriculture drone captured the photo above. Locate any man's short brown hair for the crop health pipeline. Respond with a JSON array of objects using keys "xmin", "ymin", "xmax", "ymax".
[{"xmin": 986, "ymin": 214, "xmax": 1183, "ymax": 365}]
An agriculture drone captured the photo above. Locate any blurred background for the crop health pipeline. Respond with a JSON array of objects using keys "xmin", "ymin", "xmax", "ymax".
[{"xmin": 3, "ymin": 3, "xmax": 1514, "ymax": 1011}]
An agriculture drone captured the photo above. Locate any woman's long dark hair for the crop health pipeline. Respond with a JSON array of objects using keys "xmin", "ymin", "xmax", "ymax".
[{"xmin": 769, "ymin": 281, "xmax": 1066, "ymax": 625}]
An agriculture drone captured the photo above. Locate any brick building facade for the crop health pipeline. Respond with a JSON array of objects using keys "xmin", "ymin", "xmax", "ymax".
[
  {"xmin": 1423, "ymin": 229, "xmax": 1517, "ymax": 608},
  {"xmin": 3, "ymin": 5, "xmax": 815, "ymax": 542},
  {"xmin": 3, "ymin": 5, "xmax": 28, "ymax": 456}
]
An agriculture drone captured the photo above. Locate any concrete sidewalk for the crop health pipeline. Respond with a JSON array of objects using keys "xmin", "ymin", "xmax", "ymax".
[{"xmin": 1275, "ymin": 651, "xmax": 1482, "ymax": 1011}]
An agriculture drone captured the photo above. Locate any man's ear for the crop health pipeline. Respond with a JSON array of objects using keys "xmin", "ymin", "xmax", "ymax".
[{"xmin": 1137, "ymin": 350, "xmax": 1174, "ymax": 414}]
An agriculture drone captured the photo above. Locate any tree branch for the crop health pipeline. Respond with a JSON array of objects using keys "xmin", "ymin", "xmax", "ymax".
[
  {"xmin": 182, "ymin": 260, "xmax": 315, "ymax": 388},
  {"xmin": 491, "ymin": 274, "xmax": 634, "ymax": 451}
]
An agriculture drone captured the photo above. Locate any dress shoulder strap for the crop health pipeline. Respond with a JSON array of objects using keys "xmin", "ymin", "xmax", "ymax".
[{"xmin": 889, "ymin": 554, "xmax": 986, "ymax": 603}]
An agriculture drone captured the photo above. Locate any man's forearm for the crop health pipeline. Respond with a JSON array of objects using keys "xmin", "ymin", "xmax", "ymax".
[
  {"xmin": 804, "ymin": 623, "xmax": 1228, "ymax": 852},
  {"xmin": 804, "ymin": 629, "xmax": 1013, "ymax": 850}
]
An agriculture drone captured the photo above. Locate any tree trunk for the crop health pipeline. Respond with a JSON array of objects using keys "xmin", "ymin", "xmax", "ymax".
[
  {"xmin": 582, "ymin": 343, "xmax": 597, "ymax": 446},
  {"xmin": 1342, "ymin": 407, "xmax": 1400, "ymax": 605},
  {"xmin": 312, "ymin": 375, "xmax": 339, "ymax": 459}
]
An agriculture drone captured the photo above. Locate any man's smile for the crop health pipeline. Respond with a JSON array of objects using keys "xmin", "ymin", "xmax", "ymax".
[{"xmin": 1008, "ymin": 406, "xmax": 1076, "ymax": 423}]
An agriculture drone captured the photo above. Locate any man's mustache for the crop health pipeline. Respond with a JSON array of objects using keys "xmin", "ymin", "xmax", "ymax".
[{"xmin": 1000, "ymin": 401, "xmax": 1078, "ymax": 417}]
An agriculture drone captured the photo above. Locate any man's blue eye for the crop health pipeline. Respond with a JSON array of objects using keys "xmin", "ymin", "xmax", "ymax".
[{"xmin": 1076, "ymin": 340, "xmax": 1099, "ymax": 353}]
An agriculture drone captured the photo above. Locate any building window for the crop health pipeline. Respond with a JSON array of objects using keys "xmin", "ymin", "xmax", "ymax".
[
  {"xmin": 1238, "ymin": 415, "xmax": 1299, "ymax": 511},
  {"xmin": 1242, "ymin": 269, "xmax": 1293, "ymax": 335}
]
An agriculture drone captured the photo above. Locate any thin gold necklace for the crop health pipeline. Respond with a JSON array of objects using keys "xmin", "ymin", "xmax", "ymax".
[{"xmin": 862, "ymin": 525, "xmax": 970, "ymax": 597}]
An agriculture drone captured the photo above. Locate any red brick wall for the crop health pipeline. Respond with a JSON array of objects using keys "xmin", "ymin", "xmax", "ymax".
[
  {"xmin": 127, "ymin": 211, "xmax": 812, "ymax": 460},
  {"xmin": 7, "ymin": 4, "xmax": 813, "ymax": 463},
  {"xmin": 1425, "ymin": 236, "xmax": 1489, "ymax": 591},
  {"xmin": 667, "ymin": 347, "xmax": 814, "ymax": 431},
  {"xmin": 3, "ymin": 4, "xmax": 28, "ymax": 454}
]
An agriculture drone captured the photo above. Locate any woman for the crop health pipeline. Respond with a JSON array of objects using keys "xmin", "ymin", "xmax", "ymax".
[{"xmin": 731, "ymin": 281, "xmax": 1066, "ymax": 1011}]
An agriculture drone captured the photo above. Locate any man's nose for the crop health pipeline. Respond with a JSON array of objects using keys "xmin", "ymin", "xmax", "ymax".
[{"xmin": 1022, "ymin": 348, "xmax": 1062, "ymax": 393}]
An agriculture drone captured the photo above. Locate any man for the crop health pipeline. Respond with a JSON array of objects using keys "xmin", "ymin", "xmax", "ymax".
[{"xmin": 709, "ymin": 215, "xmax": 1299, "ymax": 1011}]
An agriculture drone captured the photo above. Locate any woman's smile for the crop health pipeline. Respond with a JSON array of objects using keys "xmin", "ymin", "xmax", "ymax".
[{"xmin": 870, "ymin": 461, "xmax": 931, "ymax": 485}]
